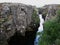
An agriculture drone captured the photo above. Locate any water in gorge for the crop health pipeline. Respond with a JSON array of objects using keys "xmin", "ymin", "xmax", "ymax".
[{"xmin": 34, "ymin": 14, "xmax": 44, "ymax": 45}]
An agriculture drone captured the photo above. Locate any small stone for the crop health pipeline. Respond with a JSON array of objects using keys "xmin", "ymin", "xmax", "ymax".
[{"xmin": 7, "ymin": 28, "xmax": 11, "ymax": 30}]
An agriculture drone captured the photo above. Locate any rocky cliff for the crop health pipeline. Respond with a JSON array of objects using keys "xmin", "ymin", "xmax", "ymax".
[
  {"xmin": 38, "ymin": 4, "xmax": 60, "ymax": 21},
  {"xmin": 0, "ymin": 3, "xmax": 39, "ymax": 45}
]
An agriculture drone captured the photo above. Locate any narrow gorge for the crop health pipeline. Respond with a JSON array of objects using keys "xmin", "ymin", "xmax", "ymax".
[{"xmin": 0, "ymin": 3, "xmax": 60, "ymax": 45}]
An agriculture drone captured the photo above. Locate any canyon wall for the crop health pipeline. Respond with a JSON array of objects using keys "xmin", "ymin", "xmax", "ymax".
[
  {"xmin": 0, "ymin": 3, "xmax": 39, "ymax": 45},
  {"xmin": 39, "ymin": 4, "xmax": 60, "ymax": 21}
]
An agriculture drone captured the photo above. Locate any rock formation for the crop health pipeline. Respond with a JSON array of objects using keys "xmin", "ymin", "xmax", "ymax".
[
  {"xmin": 0, "ymin": 3, "xmax": 39, "ymax": 45},
  {"xmin": 38, "ymin": 4, "xmax": 60, "ymax": 21}
]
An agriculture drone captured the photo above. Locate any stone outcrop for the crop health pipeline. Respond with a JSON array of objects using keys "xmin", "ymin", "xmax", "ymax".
[
  {"xmin": 0, "ymin": 3, "xmax": 39, "ymax": 45},
  {"xmin": 39, "ymin": 4, "xmax": 60, "ymax": 21}
]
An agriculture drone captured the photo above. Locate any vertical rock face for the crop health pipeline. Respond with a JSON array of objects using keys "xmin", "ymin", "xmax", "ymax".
[
  {"xmin": 45, "ymin": 5, "xmax": 56, "ymax": 21},
  {"xmin": 0, "ymin": 3, "xmax": 34, "ymax": 36},
  {"xmin": 0, "ymin": 3, "xmax": 39, "ymax": 45},
  {"xmin": 40, "ymin": 4, "xmax": 60, "ymax": 21}
]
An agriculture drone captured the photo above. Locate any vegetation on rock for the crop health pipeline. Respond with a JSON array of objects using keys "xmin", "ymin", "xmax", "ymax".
[{"xmin": 32, "ymin": 9, "xmax": 40, "ymax": 28}]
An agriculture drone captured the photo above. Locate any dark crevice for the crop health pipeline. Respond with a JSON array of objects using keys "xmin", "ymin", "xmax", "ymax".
[
  {"xmin": 25, "ymin": 31, "xmax": 37, "ymax": 45},
  {"xmin": 7, "ymin": 32, "xmax": 25, "ymax": 45},
  {"xmin": 7, "ymin": 30, "xmax": 37, "ymax": 45}
]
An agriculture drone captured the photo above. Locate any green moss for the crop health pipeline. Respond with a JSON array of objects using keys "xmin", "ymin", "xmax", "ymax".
[{"xmin": 32, "ymin": 9, "xmax": 40, "ymax": 26}]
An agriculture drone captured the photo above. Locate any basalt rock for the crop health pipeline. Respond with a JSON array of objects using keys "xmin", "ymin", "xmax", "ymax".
[
  {"xmin": 38, "ymin": 4, "xmax": 60, "ymax": 21},
  {"xmin": 0, "ymin": 3, "xmax": 39, "ymax": 45}
]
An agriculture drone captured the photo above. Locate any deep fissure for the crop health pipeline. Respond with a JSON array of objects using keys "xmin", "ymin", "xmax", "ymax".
[{"xmin": 7, "ymin": 30, "xmax": 37, "ymax": 45}]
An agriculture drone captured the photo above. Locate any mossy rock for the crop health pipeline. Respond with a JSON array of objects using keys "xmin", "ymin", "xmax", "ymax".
[{"xmin": 31, "ymin": 9, "xmax": 40, "ymax": 28}]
